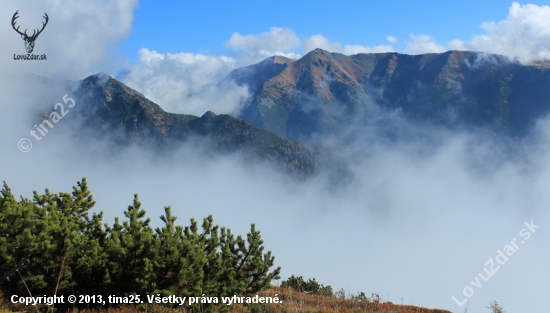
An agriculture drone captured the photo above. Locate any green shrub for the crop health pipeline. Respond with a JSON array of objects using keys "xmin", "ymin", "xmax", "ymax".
[
  {"xmin": 0, "ymin": 178, "xmax": 280, "ymax": 312},
  {"xmin": 281, "ymin": 275, "xmax": 333, "ymax": 297}
]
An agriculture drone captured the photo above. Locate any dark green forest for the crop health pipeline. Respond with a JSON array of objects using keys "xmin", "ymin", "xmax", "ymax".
[{"xmin": 0, "ymin": 178, "xmax": 280, "ymax": 311}]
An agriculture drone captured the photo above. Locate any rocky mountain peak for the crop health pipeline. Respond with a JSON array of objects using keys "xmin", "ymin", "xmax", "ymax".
[{"xmin": 230, "ymin": 49, "xmax": 550, "ymax": 140}]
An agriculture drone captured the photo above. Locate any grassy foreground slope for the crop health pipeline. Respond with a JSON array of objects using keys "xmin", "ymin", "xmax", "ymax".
[{"xmin": 1, "ymin": 287, "xmax": 451, "ymax": 313}]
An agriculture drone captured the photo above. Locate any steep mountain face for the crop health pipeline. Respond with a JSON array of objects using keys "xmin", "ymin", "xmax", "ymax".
[
  {"xmin": 66, "ymin": 73, "xmax": 320, "ymax": 178},
  {"xmin": 229, "ymin": 49, "xmax": 550, "ymax": 141},
  {"xmin": 32, "ymin": 49, "xmax": 550, "ymax": 179}
]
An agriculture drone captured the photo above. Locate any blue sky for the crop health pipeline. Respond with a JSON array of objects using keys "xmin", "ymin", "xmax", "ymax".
[
  {"xmin": 120, "ymin": 0, "xmax": 533, "ymax": 62},
  {"xmin": 111, "ymin": 1, "xmax": 550, "ymax": 116}
]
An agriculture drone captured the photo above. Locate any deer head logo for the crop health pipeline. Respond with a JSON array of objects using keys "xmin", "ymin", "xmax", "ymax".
[{"xmin": 11, "ymin": 11, "xmax": 49, "ymax": 54}]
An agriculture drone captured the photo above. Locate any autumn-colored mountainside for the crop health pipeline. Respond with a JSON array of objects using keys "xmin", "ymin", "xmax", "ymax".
[
  {"xmin": 230, "ymin": 49, "xmax": 550, "ymax": 140},
  {"xmin": 67, "ymin": 73, "xmax": 323, "ymax": 178}
]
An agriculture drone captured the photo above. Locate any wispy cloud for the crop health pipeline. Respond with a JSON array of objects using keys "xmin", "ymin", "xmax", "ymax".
[
  {"xmin": 226, "ymin": 27, "xmax": 302, "ymax": 63},
  {"xmin": 1, "ymin": 0, "xmax": 138, "ymax": 79},
  {"xmin": 302, "ymin": 34, "xmax": 395, "ymax": 55},
  {"xmin": 122, "ymin": 48, "xmax": 249, "ymax": 115},
  {"xmin": 386, "ymin": 35, "xmax": 398, "ymax": 43},
  {"xmin": 405, "ymin": 34, "xmax": 446, "ymax": 55},
  {"xmin": 405, "ymin": 2, "xmax": 550, "ymax": 62}
]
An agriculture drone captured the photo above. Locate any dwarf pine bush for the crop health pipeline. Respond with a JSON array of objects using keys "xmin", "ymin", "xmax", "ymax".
[{"xmin": 0, "ymin": 178, "xmax": 280, "ymax": 312}]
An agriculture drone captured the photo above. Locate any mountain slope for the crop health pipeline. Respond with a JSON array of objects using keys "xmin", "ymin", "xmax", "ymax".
[
  {"xmin": 68, "ymin": 73, "xmax": 320, "ymax": 178},
  {"xmin": 229, "ymin": 49, "xmax": 550, "ymax": 141}
]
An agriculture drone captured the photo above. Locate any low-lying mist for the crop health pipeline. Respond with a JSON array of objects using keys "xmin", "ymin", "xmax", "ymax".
[{"xmin": 1, "ymin": 72, "xmax": 548, "ymax": 313}]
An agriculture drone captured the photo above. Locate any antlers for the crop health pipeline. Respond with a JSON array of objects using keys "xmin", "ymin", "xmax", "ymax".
[
  {"xmin": 11, "ymin": 11, "xmax": 24, "ymax": 36},
  {"xmin": 36, "ymin": 13, "xmax": 49, "ymax": 38},
  {"xmin": 11, "ymin": 10, "xmax": 49, "ymax": 39}
]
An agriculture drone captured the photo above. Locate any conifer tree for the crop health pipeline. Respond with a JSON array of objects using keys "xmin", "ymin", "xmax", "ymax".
[
  {"xmin": 104, "ymin": 194, "xmax": 159, "ymax": 295},
  {"xmin": 1, "ymin": 178, "xmax": 281, "ymax": 312},
  {"xmin": 70, "ymin": 207, "xmax": 107, "ymax": 296},
  {"xmin": 0, "ymin": 182, "xmax": 35, "ymax": 289},
  {"xmin": 153, "ymin": 207, "xmax": 205, "ymax": 298}
]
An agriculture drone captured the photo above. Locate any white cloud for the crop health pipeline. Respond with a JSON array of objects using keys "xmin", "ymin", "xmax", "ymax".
[
  {"xmin": 122, "ymin": 48, "xmax": 249, "ymax": 116},
  {"xmin": 404, "ymin": 2, "xmax": 550, "ymax": 62},
  {"xmin": 1, "ymin": 0, "xmax": 138, "ymax": 79},
  {"xmin": 0, "ymin": 0, "xmax": 139, "ymax": 165},
  {"xmin": 405, "ymin": 34, "xmax": 446, "ymax": 55},
  {"xmin": 303, "ymin": 34, "xmax": 395, "ymax": 55},
  {"xmin": 125, "ymin": 29, "xmax": 399, "ymax": 117},
  {"xmin": 56, "ymin": 0, "xmax": 550, "ymax": 126},
  {"xmin": 225, "ymin": 27, "xmax": 301, "ymax": 64},
  {"xmin": 123, "ymin": 27, "xmax": 304, "ymax": 116},
  {"xmin": 457, "ymin": 2, "xmax": 550, "ymax": 61}
]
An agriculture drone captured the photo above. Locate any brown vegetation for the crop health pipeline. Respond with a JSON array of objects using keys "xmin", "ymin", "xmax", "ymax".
[
  {"xmin": 1, "ymin": 287, "xmax": 451, "ymax": 313},
  {"xmin": 230, "ymin": 286, "xmax": 452, "ymax": 313}
]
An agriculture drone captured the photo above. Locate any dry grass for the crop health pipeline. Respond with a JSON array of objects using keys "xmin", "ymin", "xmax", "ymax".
[
  {"xmin": 0, "ymin": 287, "xmax": 451, "ymax": 313},
  {"xmin": 227, "ymin": 286, "xmax": 452, "ymax": 313}
]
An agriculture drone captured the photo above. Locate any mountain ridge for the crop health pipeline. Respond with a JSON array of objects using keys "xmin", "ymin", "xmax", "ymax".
[
  {"xmin": 229, "ymin": 49, "xmax": 550, "ymax": 141},
  {"xmin": 30, "ymin": 49, "xmax": 550, "ymax": 179},
  {"xmin": 61, "ymin": 73, "xmax": 323, "ymax": 178}
]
